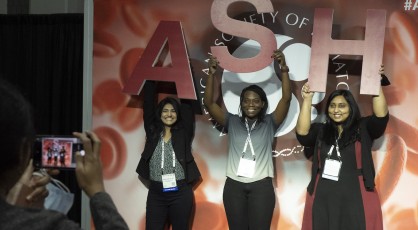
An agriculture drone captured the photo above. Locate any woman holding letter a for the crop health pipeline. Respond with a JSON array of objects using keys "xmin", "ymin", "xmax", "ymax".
[
  {"xmin": 136, "ymin": 80, "xmax": 201, "ymax": 230},
  {"xmin": 296, "ymin": 65, "xmax": 389, "ymax": 230},
  {"xmin": 204, "ymin": 49, "xmax": 291, "ymax": 230}
]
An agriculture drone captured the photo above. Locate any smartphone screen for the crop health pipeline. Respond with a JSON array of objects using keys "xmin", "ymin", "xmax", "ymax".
[{"xmin": 32, "ymin": 135, "xmax": 83, "ymax": 169}]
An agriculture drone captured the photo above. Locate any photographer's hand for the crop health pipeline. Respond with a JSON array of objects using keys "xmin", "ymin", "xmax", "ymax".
[
  {"xmin": 28, "ymin": 168, "xmax": 59, "ymax": 202},
  {"xmin": 6, "ymin": 160, "xmax": 55, "ymax": 208},
  {"xmin": 74, "ymin": 131, "xmax": 105, "ymax": 198}
]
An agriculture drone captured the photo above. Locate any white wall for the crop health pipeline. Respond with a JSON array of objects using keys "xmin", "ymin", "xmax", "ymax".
[
  {"xmin": 30, "ymin": 0, "xmax": 83, "ymax": 14},
  {"xmin": 0, "ymin": 0, "xmax": 83, "ymax": 14},
  {"xmin": 0, "ymin": 0, "xmax": 7, "ymax": 14}
]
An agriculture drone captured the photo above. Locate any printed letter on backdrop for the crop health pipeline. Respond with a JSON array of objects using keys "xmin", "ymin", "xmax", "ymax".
[
  {"xmin": 210, "ymin": 0, "xmax": 276, "ymax": 73},
  {"xmin": 309, "ymin": 8, "xmax": 386, "ymax": 95},
  {"xmin": 123, "ymin": 21, "xmax": 196, "ymax": 100}
]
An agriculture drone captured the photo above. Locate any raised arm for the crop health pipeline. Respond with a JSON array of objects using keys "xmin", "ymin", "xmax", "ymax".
[
  {"xmin": 142, "ymin": 81, "xmax": 158, "ymax": 132},
  {"xmin": 180, "ymin": 99, "xmax": 196, "ymax": 139},
  {"xmin": 373, "ymin": 65, "xmax": 388, "ymax": 117},
  {"xmin": 203, "ymin": 55, "xmax": 226, "ymax": 126},
  {"xmin": 271, "ymin": 49, "xmax": 292, "ymax": 125},
  {"xmin": 296, "ymin": 82, "xmax": 315, "ymax": 135}
]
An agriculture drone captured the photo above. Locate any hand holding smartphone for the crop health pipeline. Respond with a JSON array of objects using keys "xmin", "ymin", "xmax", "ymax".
[{"xmin": 33, "ymin": 135, "xmax": 84, "ymax": 170}]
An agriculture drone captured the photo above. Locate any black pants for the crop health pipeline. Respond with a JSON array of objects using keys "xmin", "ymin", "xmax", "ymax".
[
  {"xmin": 146, "ymin": 180, "xmax": 193, "ymax": 230},
  {"xmin": 223, "ymin": 177, "xmax": 275, "ymax": 230}
]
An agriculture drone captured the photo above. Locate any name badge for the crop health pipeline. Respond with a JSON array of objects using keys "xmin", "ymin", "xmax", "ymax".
[
  {"xmin": 322, "ymin": 159, "xmax": 342, "ymax": 181},
  {"xmin": 162, "ymin": 173, "xmax": 178, "ymax": 192},
  {"xmin": 237, "ymin": 158, "xmax": 256, "ymax": 178}
]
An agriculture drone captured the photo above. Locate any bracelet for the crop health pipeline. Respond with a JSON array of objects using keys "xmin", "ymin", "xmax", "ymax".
[{"xmin": 280, "ymin": 65, "xmax": 289, "ymax": 72}]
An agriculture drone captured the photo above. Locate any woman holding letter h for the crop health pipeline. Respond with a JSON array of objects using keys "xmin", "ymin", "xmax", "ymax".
[
  {"xmin": 296, "ymin": 65, "xmax": 389, "ymax": 230},
  {"xmin": 204, "ymin": 49, "xmax": 291, "ymax": 230}
]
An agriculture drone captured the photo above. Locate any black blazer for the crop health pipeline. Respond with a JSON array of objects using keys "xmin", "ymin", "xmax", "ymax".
[{"xmin": 136, "ymin": 81, "xmax": 201, "ymax": 184}]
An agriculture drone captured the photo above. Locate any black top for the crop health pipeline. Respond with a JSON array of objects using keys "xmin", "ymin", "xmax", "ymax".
[{"xmin": 297, "ymin": 113, "xmax": 389, "ymax": 194}]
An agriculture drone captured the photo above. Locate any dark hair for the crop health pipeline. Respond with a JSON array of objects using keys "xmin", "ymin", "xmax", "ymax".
[
  {"xmin": 0, "ymin": 79, "xmax": 35, "ymax": 175},
  {"xmin": 322, "ymin": 89, "xmax": 361, "ymax": 147},
  {"xmin": 151, "ymin": 97, "xmax": 182, "ymax": 138},
  {"xmin": 238, "ymin": 85, "xmax": 268, "ymax": 123}
]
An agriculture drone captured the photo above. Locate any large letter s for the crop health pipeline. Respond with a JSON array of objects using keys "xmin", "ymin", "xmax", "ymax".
[{"xmin": 211, "ymin": 0, "xmax": 276, "ymax": 73}]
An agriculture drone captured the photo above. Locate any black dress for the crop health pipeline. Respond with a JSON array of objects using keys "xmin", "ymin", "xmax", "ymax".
[
  {"xmin": 298, "ymin": 114, "xmax": 389, "ymax": 230},
  {"xmin": 313, "ymin": 141, "xmax": 365, "ymax": 229}
]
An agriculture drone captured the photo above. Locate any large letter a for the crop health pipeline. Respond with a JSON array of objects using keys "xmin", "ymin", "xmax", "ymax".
[{"xmin": 123, "ymin": 21, "xmax": 196, "ymax": 100}]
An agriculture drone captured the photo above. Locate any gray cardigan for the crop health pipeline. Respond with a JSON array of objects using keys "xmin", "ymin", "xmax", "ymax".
[{"xmin": 0, "ymin": 192, "xmax": 129, "ymax": 230}]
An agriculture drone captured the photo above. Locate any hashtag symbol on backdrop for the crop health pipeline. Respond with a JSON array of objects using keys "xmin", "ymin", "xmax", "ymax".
[{"xmin": 405, "ymin": 0, "xmax": 413, "ymax": 10}]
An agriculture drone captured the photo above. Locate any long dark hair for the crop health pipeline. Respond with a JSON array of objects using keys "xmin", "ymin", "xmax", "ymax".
[
  {"xmin": 0, "ymin": 79, "xmax": 35, "ymax": 175},
  {"xmin": 150, "ymin": 97, "xmax": 182, "ymax": 138},
  {"xmin": 238, "ymin": 85, "xmax": 268, "ymax": 123},
  {"xmin": 321, "ymin": 89, "xmax": 361, "ymax": 147}
]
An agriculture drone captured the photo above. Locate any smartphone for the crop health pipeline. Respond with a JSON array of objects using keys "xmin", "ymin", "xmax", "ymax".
[{"xmin": 32, "ymin": 135, "xmax": 84, "ymax": 169}]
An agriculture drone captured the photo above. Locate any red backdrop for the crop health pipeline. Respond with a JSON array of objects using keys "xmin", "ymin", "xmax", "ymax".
[{"xmin": 92, "ymin": 0, "xmax": 418, "ymax": 229}]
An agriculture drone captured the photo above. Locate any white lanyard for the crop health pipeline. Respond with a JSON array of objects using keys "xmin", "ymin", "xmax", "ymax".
[
  {"xmin": 161, "ymin": 138, "xmax": 176, "ymax": 171},
  {"xmin": 321, "ymin": 139, "xmax": 343, "ymax": 181},
  {"xmin": 242, "ymin": 118, "xmax": 257, "ymax": 159},
  {"xmin": 326, "ymin": 140, "xmax": 341, "ymax": 161}
]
